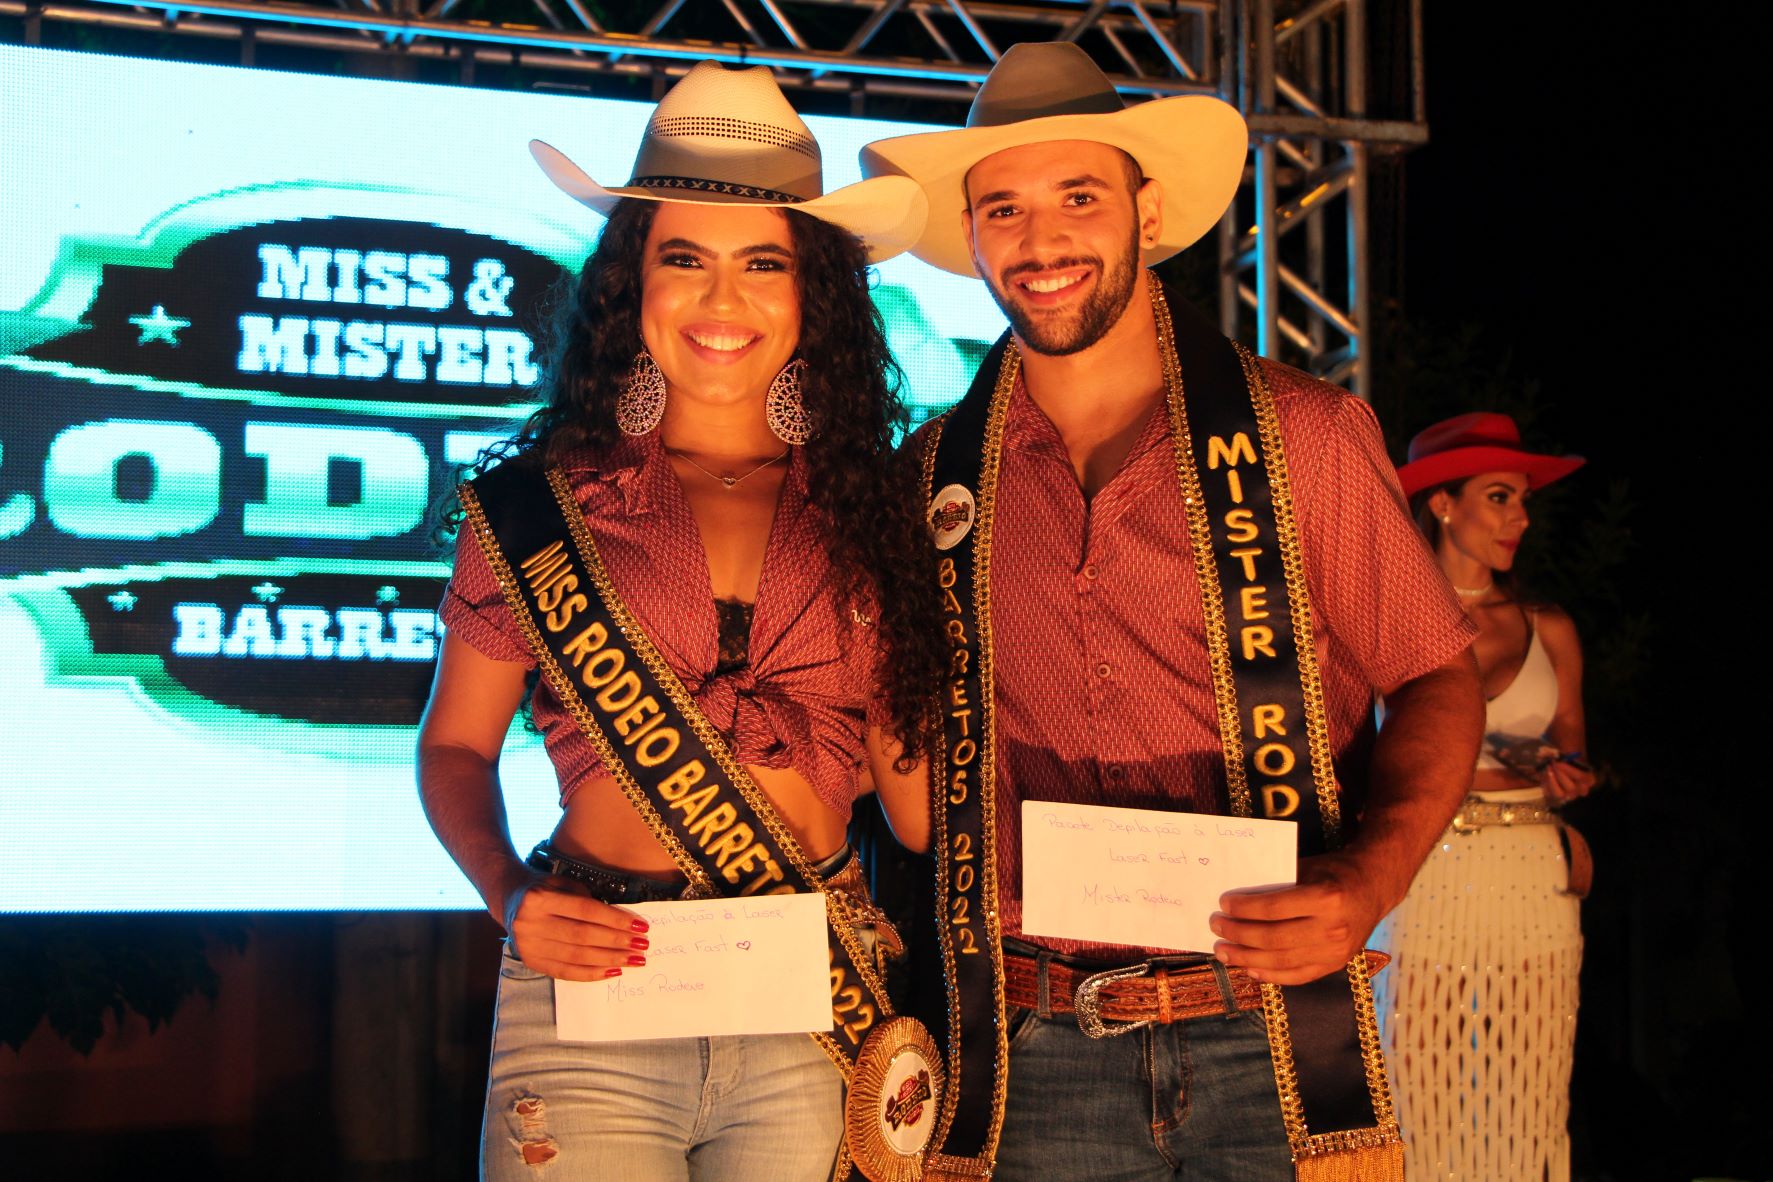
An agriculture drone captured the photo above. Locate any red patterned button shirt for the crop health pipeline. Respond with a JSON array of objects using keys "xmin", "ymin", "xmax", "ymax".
[
  {"xmin": 924, "ymin": 358, "xmax": 1476, "ymax": 958},
  {"xmin": 440, "ymin": 433, "xmax": 884, "ymax": 818}
]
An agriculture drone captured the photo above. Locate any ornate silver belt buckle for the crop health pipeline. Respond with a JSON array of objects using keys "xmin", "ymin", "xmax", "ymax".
[{"xmin": 1073, "ymin": 963, "xmax": 1154, "ymax": 1039}]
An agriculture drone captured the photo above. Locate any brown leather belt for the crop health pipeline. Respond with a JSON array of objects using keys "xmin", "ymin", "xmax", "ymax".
[{"xmin": 1004, "ymin": 946, "xmax": 1391, "ymax": 1038}]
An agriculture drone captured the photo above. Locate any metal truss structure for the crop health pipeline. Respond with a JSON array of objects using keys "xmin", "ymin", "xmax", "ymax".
[{"xmin": 3, "ymin": 0, "xmax": 1425, "ymax": 391}]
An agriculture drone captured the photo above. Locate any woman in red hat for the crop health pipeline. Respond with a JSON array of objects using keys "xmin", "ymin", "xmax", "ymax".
[{"xmin": 1375, "ymin": 412, "xmax": 1595, "ymax": 1180}]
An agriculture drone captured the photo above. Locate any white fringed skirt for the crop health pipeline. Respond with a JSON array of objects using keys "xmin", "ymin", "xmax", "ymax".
[{"xmin": 1371, "ymin": 794, "xmax": 1582, "ymax": 1182}]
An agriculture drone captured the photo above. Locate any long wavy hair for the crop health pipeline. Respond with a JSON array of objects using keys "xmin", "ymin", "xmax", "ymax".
[{"xmin": 470, "ymin": 198, "xmax": 943, "ymax": 764}]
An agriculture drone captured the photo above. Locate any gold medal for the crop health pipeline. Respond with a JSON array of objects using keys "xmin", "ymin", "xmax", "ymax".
[{"xmin": 845, "ymin": 1017, "xmax": 944, "ymax": 1182}]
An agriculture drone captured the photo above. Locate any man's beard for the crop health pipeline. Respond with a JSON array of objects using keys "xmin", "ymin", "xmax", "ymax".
[{"xmin": 983, "ymin": 231, "xmax": 1141, "ymax": 357}]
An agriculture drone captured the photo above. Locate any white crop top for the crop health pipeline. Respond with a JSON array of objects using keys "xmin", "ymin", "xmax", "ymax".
[{"xmin": 1476, "ymin": 616, "xmax": 1559, "ymax": 773}]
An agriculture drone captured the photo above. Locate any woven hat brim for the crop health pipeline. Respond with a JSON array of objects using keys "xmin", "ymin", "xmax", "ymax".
[
  {"xmin": 531, "ymin": 140, "xmax": 928, "ymax": 265},
  {"xmin": 1396, "ymin": 448, "xmax": 1586, "ymax": 499},
  {"xmin": 859, "ymin": 96, "xmax": 1248, "ymax": 277}
]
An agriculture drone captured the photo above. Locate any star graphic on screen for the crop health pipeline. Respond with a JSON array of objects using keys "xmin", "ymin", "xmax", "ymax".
[
  {"xmin": 375, "ymin": 585, "xmax": 400, "ymax": 606},
  {"xmin": 251, "ymin": 581, "xmax": 285, "ymax": 604},
  {"xmin": 107, "ymin": 590, "xmax": 138, "ymax": 612},
  {"xmin": 128, "ymin": 305, "xmax": 192, "ymax": 346}
]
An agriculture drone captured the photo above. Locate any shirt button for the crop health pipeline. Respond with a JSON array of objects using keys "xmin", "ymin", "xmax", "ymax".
[
  {"xmin": 1083, "ymin": 564, "xmax": 1099, "ymax": 580},
  {"xmin": 1095, "ymin": 662, "xmax": 1112, "ymax": 679},
  {"xmin": 1106, "ymin": 765, "xmax": 1126, "ymax": 783}
]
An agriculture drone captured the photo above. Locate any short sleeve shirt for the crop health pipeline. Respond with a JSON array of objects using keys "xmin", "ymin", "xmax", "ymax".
[
  {"xmin": 439, "ymin": 434, "xmax": 885, "ymax": 818},
  {"xmin": 927, "ymin": 357, "xmax": 1476, "ymax": 957}
]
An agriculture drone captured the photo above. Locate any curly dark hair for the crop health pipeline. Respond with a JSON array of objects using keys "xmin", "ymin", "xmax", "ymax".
[{"xmin": 466, "ymin": 198, "xmax": 943, "ymax": 765}]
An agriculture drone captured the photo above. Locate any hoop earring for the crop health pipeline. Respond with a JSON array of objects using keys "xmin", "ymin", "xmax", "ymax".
[
  {"xmin": 616, "ymin": 351, "xmax": 667, "ymax": 436},
  {"xmin": 766, "ymin": 358, "xmax": 811, "ymax": 446}
]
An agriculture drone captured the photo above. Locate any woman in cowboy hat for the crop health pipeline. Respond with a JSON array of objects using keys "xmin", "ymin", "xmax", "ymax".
[
  {"xmin": 1375, "ymin": 412, "xmax": 1595, "ymax": 1180},
  {"xmin": 416, "ymin": 61, "xmax": 939, "ymax": 1180}
]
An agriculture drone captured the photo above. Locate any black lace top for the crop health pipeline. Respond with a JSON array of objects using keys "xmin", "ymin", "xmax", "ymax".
[{"xmin": 713, "ymin": 597, "xmax": 754, "ymax": 677}]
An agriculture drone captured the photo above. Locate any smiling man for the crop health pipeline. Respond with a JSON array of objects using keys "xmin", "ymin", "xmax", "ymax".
[{"xmin": 863, "ymin": 42, "xmax": 1485, "ymax": 1181}]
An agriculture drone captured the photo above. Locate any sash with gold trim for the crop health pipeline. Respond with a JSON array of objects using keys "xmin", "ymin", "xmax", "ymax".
[
  {"xmin": 459, "ymin": 461, "xmax": 943, "ymax": 1182},
  {"xmin": 917, "ymin": 272, "xmax": 1403, "ymax": 1180}
]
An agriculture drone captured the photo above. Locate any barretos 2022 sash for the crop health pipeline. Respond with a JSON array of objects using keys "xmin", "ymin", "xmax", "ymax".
[
  {"xmin": 917, "ymin": 272, "xmax": 1403, "ymax": 1180},
  {"xmin": 459, "ymin": 462, "xmax": 943, "ymax": 1182}
]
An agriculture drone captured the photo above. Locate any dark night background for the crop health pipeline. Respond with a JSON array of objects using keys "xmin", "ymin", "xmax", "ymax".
[
  {"xmin": 1385, "ymin": 7, "xmax": 1730, "ymax": 1180},
  {"xmin": 0, "ymin": 3, "xmax": 1729, "ymax": 1179}
]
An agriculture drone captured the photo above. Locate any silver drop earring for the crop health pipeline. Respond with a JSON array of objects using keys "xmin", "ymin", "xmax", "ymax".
[
  {"xmin": 616, "ymin": 351, "xmax": 667, "ymax": 436},
  {"xmin": 765, "ymin": 358, "xmax": 811, "ymax": 446}
]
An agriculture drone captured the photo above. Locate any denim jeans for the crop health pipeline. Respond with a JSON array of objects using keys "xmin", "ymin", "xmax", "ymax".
[
  {"xmin": 479, "ymin": 850, "xmax": 853, "ymax": 1181},
  {"xmin": 994, "ymin": 1008, "xmax": 1294, "ymax": 1181},
  {"xmin": 481, "ymin": 947, "xmax": 844, "ymax": 1181}
]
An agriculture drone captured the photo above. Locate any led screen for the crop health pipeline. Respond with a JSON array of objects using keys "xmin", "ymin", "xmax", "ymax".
[{"xmin": 0, "ymin": 44, "xmax": 1005, "ymax": 911}]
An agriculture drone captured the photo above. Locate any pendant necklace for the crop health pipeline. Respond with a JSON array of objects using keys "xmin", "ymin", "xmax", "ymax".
[{"xmin": 665, "ymin": 445, "xmax": 789, "ymax": 489}]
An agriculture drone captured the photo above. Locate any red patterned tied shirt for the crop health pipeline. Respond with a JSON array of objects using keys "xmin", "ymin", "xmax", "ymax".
[
  {"xmin": 440, "ymin": 433, "xmax": 884, "ymax": 818},
  {"xmin": 934, "ymin": 358, "xmax": 1475, "ymax": 958}
]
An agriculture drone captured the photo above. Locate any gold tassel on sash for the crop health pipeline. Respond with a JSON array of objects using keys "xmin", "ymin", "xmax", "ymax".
[{"xmin": 1295, "ymin": 1142, "xmax": 1406, "ymax": 1182}]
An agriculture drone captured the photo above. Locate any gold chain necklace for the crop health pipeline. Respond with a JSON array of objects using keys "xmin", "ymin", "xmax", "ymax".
[{"xmin": 664, "ymin": 445, "xmax": 788, "ymax": 489}]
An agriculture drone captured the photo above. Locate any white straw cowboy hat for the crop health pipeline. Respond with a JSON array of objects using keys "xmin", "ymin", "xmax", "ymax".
[
  {"xmin": 859, "ymin": 41, "xmax": 1248, "ymax": 277},
  {"xmin": 532, "ymin": 60, "xmax": 926, "ymax": 263}
]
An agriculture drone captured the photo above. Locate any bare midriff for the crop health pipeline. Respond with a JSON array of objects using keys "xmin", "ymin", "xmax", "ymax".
[
  {"xmin": 1470, "ymin": 766, "xmax": 1543, "ymax": 795},
  {"xmin": 548, "ymin": 762, "xmax": 851, "ymax": 879}
]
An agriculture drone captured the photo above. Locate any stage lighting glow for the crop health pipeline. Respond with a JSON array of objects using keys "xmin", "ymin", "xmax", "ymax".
[{"xmin": 0, "ymin": 43, "xmax": 1005, "ymax": 912}]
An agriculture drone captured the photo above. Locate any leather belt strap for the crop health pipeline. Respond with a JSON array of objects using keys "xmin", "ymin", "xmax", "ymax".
[{"xmin": 1002, "ymin": 949, "xmax": 1389, "ymax": 1030}]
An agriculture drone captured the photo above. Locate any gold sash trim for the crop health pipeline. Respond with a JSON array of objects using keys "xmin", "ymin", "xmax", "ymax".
[
  {"xmin": 919, "ymin": 349, "xmax": 1015, "ymax": 1173},
  {"xmin": 1148, "ymin": 276, "xmax": 1401, "ymax": 1172}
]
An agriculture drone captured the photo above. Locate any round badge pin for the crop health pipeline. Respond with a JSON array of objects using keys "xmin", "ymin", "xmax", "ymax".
[
  {"xmin": 845, "ymin": 1017, "xmax": 944, "ymax": 1182},
  {"xmin": 927, "ymin": 484, "xmax": 975, "ymax": 552}
]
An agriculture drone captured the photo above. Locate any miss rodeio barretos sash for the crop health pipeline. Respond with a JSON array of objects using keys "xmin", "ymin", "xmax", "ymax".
[
  {"xmin": 916, "ymin": 272, "xmax": 1403, "ymax": 1180},
  {"xmin": 459, "ymin": 462, "xmax": 942, "ymax": 1182}
]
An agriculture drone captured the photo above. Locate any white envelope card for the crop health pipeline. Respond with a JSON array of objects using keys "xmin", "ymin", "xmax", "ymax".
[
  {"xmin": 1021, "ymin": 801, "xmax": 1297, "ymax": 953},
  {"xmin": 554, "ymin": 892, "xmax": 831, "ymax": 1042}
]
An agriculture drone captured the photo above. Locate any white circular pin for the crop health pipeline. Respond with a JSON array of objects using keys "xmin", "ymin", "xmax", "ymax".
[{"xmin": 927, "ymin": 483, "xmax": 976, "ymax": 552}]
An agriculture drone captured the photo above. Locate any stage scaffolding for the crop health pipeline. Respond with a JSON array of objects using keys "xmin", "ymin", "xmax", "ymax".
[{"xmin": 3, "ymin": 0, "xmax": 1425, "ymax": 392}]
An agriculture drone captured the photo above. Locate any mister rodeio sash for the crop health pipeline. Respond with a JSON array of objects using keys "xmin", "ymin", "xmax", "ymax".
[
  {"xmin": 459, "ymin": 461, "xmax": 941, "ymax": 1182},
  {"xmin": 918, "ymin": 273, "xmax": 1403, "ymax": 1180}
]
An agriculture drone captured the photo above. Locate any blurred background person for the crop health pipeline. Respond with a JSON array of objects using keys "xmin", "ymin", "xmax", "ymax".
[{"xmin": 1374, "ymin": 412, "xmax": 1595, "ymax": 1180}]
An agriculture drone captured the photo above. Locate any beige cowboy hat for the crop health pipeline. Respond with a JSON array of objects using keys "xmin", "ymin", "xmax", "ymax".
[
  {"xmin": 531, "ymin": 60, "xmax": 926, "ymax": 263},
  {"xmin": 859, "ymin": 41, "xmax": 1248, "ymax": 277}
]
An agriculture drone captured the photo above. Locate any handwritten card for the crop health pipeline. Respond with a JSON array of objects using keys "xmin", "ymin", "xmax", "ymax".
[
  {"xmin": 1021, "ymin": 801, "xmax": 1297, "ymax": 953},
  {"xmin": 555, "ymin": 892, "xmax": 832, "ymax": 1042}
]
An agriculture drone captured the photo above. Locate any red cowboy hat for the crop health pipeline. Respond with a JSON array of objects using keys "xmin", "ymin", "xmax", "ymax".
[{"xmin": 1395, "ymin": 413, "xmax": 1584, "ymax": 499}]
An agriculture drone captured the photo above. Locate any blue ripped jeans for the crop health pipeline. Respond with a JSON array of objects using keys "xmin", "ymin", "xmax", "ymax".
[
  {"xmin": 994, "ymin": 1008, "xmax": 1294, "ymax": 1181},
  {"xmin": 480, "ymin": 850, "xmax": 850, "ymax": 1181}
]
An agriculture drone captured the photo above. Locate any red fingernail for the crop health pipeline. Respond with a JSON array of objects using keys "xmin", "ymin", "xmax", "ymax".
[
  {"xmin": 626, "ymin": 954, "xmax": 647, "ymax": 967},
  {"xmin": 630, "ymin": 918, "xmax": 650, "ymax": 934},
  {"xmin": 630, "ymin": 936, "xmax": 649, "ymax": 951},
  {"xmin": 604, "ymin": 968, "xmax": 623, "ymax": 979}
]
